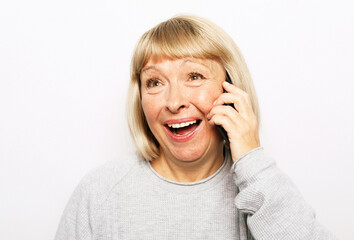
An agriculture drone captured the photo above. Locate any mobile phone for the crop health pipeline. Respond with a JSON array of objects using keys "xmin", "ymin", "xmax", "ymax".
[{"xmin": 216, "ymin": 71, "xmax": 234, "ymax": 146}]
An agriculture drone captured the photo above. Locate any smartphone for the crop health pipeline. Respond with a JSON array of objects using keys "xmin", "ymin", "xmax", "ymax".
[{"xmin": 216, "ymin": 71, "xmax": 234, "ymax": 146}]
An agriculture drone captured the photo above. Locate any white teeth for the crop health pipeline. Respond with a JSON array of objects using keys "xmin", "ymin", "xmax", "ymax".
[{"xmin": 168, "ymin": 120, "xmax": 197, "ymax": 129}]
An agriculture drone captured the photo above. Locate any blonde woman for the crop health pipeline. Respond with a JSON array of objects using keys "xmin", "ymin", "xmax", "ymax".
[{"xmin": 55, "ymin": 15, "xmax": 335, "ymax": 240}]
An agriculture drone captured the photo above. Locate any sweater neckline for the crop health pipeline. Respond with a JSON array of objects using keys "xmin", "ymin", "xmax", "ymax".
[{"xmin": 142, "ymin": 150, "xmax": 232, "ymax": 194}]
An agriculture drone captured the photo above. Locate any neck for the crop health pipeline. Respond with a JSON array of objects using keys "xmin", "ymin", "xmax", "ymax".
[{"xmin": 150, "ymin": 145, "xmax": 225, "ymax": 183}]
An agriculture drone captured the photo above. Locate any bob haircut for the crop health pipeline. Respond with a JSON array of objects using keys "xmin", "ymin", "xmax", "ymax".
[{"xmin": 127, "ymin": 15, "xmax": 260, "ymax": 161}]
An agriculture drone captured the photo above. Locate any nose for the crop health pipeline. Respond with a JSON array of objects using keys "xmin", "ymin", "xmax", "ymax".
[{"xmin": 165, "ymin": 84, "xmax": 190, "ymax": 113}]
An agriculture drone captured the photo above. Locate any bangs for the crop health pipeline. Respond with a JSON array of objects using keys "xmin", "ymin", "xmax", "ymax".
[
  {"xmin": 134, "ymin": 17, "xmax": 226, "ymax": 77},
  {"xmin": 148, "ymin": 19, "xmax": 219, "ymax": 60}
]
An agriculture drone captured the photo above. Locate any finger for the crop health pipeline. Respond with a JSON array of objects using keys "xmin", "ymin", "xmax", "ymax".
[
  {"xmin": 209, "ymin": 113, "xmax": 239, "ymax": 133},
  {"xmin": 220, "ymin": 81, "xmax": 253, "ymax": 108},
  {"xmin": 210, "ymin": 113, "xmax": 260, "ymax": 162},
  {"xmin": 222, "ymin": 81, "xmax": 250, "ymax": 101},
  {"xmin": 207, "ymin": 105, "xmax": 248, "ymax": 127},
  {"xmin": 214, "ymin": 92, "xmax": 254, "ymax": 121},
  {"xmin": 209, "ymin": 111, "xmax": 258, "ymax": 142},
  {"xmin": 213, "ymin": 93, "xmax": 241, "ymax": 111}
]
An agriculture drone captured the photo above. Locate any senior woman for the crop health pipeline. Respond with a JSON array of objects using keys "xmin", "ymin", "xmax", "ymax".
[{"xmin": 55, "ymin": 15, "xmax": 335, "ymax": 240}]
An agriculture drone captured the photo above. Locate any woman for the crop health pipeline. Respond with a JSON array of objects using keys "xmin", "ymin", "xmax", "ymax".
[{"xmin": 55, "ymin": 15, "xmax": 335, "ymax": 240}]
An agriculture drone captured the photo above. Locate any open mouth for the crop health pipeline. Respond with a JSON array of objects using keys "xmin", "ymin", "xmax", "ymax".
[{"xmin": 166, "ymin": 120, "xmax": 201, "ymax": 136}]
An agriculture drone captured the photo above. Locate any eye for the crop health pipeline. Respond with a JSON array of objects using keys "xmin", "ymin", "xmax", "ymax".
[
  {"xmin": 188, "ymin": 72, "xmax": 205, "ymax": 81},
  {"xmin": 146, "ymin": 79, "xmax": 162, "ymax": 88}
]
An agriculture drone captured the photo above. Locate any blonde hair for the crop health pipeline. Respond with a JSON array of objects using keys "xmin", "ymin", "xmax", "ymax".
[{"xmin": 127, "ymin": 15, "xmax": 260, "ymax": 161}]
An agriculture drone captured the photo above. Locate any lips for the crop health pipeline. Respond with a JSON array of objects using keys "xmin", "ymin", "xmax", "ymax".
[{"xmin": 164, "ymin": 118, "xmax": 202, "ymax": 142}]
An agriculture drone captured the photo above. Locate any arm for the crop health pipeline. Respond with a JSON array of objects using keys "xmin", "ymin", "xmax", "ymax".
[
  {"xmin": 208, "ymin": 81, "xmax": 336, "ymax": 239},
  {"xmin": 55, "ymin": 177, "xmax": 93, "ymax": 240},
  {"xmin": 232, "ymin": 147, "xmax": 336, "ymax": 240}
]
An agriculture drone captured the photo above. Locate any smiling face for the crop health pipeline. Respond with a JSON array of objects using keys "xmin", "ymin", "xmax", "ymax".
[{"xmin": 140, "ymin": 57, "xmax": 225, "ymax": 164}]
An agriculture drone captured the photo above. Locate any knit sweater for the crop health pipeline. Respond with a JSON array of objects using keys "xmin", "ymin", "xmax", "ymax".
[{"xmin": 55, "ymin": 147, "xmax": 336, "ymax": 240}]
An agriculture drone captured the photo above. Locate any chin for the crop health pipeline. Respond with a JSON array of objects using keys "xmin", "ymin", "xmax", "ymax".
[{"xmin": 167, "ymin": 140, "xmax": 222, "ymax": 163}]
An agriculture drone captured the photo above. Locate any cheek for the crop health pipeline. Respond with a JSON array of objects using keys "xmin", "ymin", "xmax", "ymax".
[
  {"xmin": 141, "ymin": 96, "xmax": 159, "ymax": 124},
  {"xmin": 192, "ymin": 86, "xmax": 222, "ymax": 114}
]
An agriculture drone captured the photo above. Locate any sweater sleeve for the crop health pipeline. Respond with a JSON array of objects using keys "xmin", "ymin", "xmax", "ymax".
[
  {"xmin": 54, "ymin": 176, "xmax": 93, "ymax": 240},
  {"xmin": 231, "ymin": 147, "xmax": 337, "ymax": 240}
]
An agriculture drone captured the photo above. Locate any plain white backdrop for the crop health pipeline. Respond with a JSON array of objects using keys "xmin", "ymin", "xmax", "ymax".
[{"xmin": 1, "ymin": 0, "xmax": 353, "ymax": 239}]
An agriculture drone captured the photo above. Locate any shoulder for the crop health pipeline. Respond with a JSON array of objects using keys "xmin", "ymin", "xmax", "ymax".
[
  {"xmin": 85, "ymin": 153, "xmax": 140, "ymax": 183},
  {"xmin": 56, "ymin": 154, "xmax": 145, "ymax": 238},
  {"xmin": 72, "ymin": 152, "xmax": 143, "ymax": 208}
]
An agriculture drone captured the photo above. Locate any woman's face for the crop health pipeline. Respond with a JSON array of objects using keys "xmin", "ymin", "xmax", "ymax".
[{"xmin": 140, "ymin": 57, "xmax": 225, "ymax": 163}]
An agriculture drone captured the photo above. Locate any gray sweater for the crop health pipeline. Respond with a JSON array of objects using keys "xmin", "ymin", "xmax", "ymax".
[{"xmin": 55, "ymin": 147, "xmax": 336, "ymax": 240}]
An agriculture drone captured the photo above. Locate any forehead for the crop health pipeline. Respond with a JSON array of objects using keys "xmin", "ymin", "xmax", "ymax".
[{"xmin": 141, "ymin": 57, "xmax": 223, "ymax": 74}]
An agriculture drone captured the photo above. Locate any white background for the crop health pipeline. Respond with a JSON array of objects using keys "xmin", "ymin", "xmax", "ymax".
[{"xmin": 1, "ymin": 0, "xmax": 353, "ymax": 239}]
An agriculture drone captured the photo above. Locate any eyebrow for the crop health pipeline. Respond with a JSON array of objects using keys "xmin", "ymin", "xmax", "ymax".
[
  {"xmin": 141, "ymin": 58, "xmax": 211, "ymax": 74},
  {"xmin": 183, "ymin": 59, "xmax": 211, "ymax": 70},
  {"xmin": 141, "ymin": 65, "xmax": 159, "ymax": 73}
]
